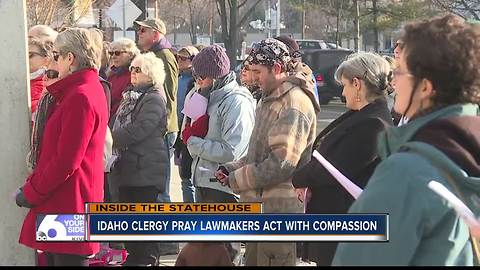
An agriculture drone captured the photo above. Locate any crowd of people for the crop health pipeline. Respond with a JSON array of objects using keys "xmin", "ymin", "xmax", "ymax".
[{"xmin": 14, "ymin": 13, "xmax": 480, "ymax": 266}]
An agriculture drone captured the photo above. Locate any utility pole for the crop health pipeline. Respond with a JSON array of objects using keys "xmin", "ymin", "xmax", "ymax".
[
  {"xmin": 173, "ymin": 16, "xmax": 177, "ymax": 45},
  {"xmin": 354, "ymin": 0, "xmax": 360, "ymax": 52},
  {"xmin": 373, "ymin": 0, "xmax": 379, "ymax": 52},
  {"xmin": 301, "ymin": 0, "xmax": 306, "ymax": 39},
  {"xmin": 122, "ymin": 0, "xmax": 126, "ymax": 37},
  {"xmin": 335, "ymin": 0, "xmax": 341, "ymax": 49},
  {"xmin": 209, "ymin": 0, "xmax": 214, "ymax": 44},
  {"xmin": 276, "ymin": 0, "xmax": 281, "ymax": 37},
  {"xmin": 266, "ymin": 0, "xmax": 271, "ymax": 38}
]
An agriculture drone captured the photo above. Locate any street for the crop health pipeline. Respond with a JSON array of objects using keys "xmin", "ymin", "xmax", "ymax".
[{"xmin": 160, "ymin": 98, "xmax": 347, "ymax": 266}]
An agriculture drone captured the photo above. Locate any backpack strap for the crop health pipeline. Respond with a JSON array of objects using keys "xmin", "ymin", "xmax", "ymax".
[{"xmin": 401, "ymin": 141, "xmax": 480, "ymax": 265}]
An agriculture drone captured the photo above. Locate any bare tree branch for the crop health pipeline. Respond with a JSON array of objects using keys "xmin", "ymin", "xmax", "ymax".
[{"xmin": 236, "ymin": 0, "xmax": 262, "ymax": 28}]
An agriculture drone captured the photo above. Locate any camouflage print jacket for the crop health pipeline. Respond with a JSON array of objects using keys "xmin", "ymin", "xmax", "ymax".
[{"xmin": 223, "ymin": 62, "xmax": 320, "ymax": 213}]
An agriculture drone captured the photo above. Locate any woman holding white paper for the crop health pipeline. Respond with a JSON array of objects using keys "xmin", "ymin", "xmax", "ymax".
[
  {"xmin": 333, "ymin": 15, "xmax": 480, "ymax": 266},
  {"xmin": 292, "ymin": 52, "xmax": 394, "ymax": 266}
]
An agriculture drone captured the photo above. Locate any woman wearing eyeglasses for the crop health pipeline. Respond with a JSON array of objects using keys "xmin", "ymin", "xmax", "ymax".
[
  {"xmin": 333, "ymin": 15, "xmax": 480, "ymax": 266},
  {"xmin": 107, "ymin": 38, "xmax": 140, "ymax": 121},
  {"xmin": 28, "ymin": 38, "xmax": 51, "ymax": 116},
  {"xmin": 16, "ymin": 28, "xmax": 109, "ymax": 266},
  {"xmin": 292, "ymin": 52, "xmax": 394, "ymax": 266},
  {"xmin": 109, "ymin": 52, "xmax": 169, "ymax": 266}
]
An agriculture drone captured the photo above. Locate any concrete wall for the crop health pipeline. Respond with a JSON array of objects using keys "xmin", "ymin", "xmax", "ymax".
[{"xmin": 0, "ymin": 0, "xmax": 35, "ymax": 265}]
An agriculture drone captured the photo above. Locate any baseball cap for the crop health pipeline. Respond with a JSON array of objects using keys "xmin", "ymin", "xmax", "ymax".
[{"xmin": 134, "ymin": 18, "xmax": 166, "ymax": 35}]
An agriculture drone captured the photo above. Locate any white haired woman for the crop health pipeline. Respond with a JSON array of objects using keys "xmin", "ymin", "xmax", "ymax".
[
  {"xmin": 109, "ymin": 52, "xmax": 168, "ymax": 266},
  {"xmin": 16, "ymin": 28, "xmax": 109, "ymax": 266},
  {"xmin": 107, "ymin": 38, "xmax": 140, "ymax": 120},
  {"xmin": 292, "ymin": 52, "xmax": 394, "ymax": 266}
]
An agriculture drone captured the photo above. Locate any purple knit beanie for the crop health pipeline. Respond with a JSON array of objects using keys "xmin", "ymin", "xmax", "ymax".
[{"xmin": 192, "ymin": 45, "xmax": 230, "ymax": 79}]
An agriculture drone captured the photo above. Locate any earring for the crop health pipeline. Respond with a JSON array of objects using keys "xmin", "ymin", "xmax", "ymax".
[{"xmin": 356, "ymin": 91, "xmax": 361, "ymax": 102}]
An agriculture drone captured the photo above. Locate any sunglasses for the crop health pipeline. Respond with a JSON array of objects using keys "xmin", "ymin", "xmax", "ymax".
[
  {"xmin": 52, "ymin": 51, "xmax": 60, "ymax": 61},
  {"xmin": 45, "ymin": 69, "xmax": 59, "ymax": 79},
  {"xmin": 138, "ymin": 27, "xmax": 151, "ymax": 34},
  {"xmin": 176, "ymin": 55, "xmax": 190, "ymax": 61},
  {"xmin": 129, "ymin": 66, "xmax": 142, "ymax": 73},
  {"xmin": 29, "ymin": 51, "xmax": 45, "ymax": 59},
  {"xmin": 393, "ymin": 42, "xmax": 404, "ymax": 50},
  {"xmin": 109, "ymin": 51, "xmax": 127, "ymax": 56},
  {"xmin": 193, "ymin": 73, "xmax": 205, "ymax": 81}
]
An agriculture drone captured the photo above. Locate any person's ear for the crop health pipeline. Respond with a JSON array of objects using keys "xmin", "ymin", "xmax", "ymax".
[
  {"xmin": 272, "ymin": 62, "xmax": 282, "ymax": 75},
  {"xmin": 418, "ymin": 78, "xmax": 435, "ymax": 101},
  {"xmin": 352, "ymin": 77, "xmax": 361, "ymax": 91},
  {"xmin": 67, "ymin": 52, "xmax": 75, "ymax": 65}
]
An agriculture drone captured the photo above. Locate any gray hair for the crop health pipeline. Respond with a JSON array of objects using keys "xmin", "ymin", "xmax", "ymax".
[
  {"xmin": 132, "ymin": 52, "xmax": 165, "ymax": 86},
  {"xmin": 55, "ymin": 28, "xmax": 98, "ymax": 71},
  {"xmin": 110, "ymin": 38, "xmax": 140, "ymax": 57},
  {"xmin": 335, "ymin": 52, "xmax": 393, "ymax": 101},
  {"xmin": 29, "ymin": 25, "xmax": 58, "ymax": 45}
]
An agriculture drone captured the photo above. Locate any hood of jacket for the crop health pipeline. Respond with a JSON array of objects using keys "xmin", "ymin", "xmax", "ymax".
[
  {"xmin": 262, "ymin": 61, "xmax": 320, "ymax": 113},
  {"xmin": 378, "ymin": 103, "xmax": 480, "ymax": 195},
  {"xmin": 149, "ymin": 37, "xmax": 172, "ymax": 53}
]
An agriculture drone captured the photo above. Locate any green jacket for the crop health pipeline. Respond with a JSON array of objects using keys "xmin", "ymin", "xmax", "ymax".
[
  {"xmin": 333, "ymin": 103, "xmax": 480, "ymax": 266},
  {"xmin": 152, "ymin": 45, "xmax": 179, "ymax": 134}
]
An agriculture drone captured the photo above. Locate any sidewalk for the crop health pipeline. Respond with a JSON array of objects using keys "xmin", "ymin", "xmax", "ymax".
[{"xmin": 156, "ymin": 164, "xmax": 316, "ymax": 266}]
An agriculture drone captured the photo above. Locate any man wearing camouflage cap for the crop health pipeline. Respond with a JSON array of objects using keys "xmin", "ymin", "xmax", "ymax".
[
  {"xmin": 216, "ymin": 38, "xmax": 320, "ymax": 266},
  {"xmin": 134, "ymin": 18, "xmax": 180, "ymax": 256}
]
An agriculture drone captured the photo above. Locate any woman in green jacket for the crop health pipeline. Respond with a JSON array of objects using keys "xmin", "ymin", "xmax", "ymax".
[{"xmin": 333, "ymin": 14, "xmax": 480, "ymax": 266}]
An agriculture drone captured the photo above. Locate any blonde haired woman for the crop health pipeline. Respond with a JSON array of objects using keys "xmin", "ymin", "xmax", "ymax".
[
  {"xmin": 109, "ymin": 52, "xmax": 168, "ymax": 266},
  {"xmin": 17, "ymin": 27, "xmax": 109, "ymax": 266}
]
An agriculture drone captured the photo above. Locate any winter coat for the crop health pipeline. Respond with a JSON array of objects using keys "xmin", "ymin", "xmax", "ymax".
[
  {"xmin": 19, "ymin": 68, "xmax": 108, "ymax": 255},
  {"xmin": 30, "ymin": 75, "xmax": 44, "ymax": 115},
  {"xmin": 110, "ymin": 84, "xmax": 169, "ymax": 191},
  {"xmin": 292, "ymin": 98, "xmax": 393, "ymax": 265},
  {"xmin": 333, "ymin": 103, "xmax": 480, "ymax": 266},
  {"xmin": 150, "ymin": 38, "xmax": 179, "ymax": 134},
  {"xmin": 187, "ymin": 72, "xmax": 256, "ymax": 195},
  {"xmin": 107, "ymin": 66, "xmax": 131, "ymax": 120},
  {"xmin": 222, "ymin": 62, "xmax": 320, "ymax": 213}
]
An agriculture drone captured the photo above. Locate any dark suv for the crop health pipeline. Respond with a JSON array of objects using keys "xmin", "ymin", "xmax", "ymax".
[{"xmin": 302, "ymin": 49, "xmax": 353, "ymax": 105}]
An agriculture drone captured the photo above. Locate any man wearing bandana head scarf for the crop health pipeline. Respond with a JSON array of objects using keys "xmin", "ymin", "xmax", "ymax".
[{"xmin": 215, "ymin": 38, "xmax": 321, "ymax": 266}]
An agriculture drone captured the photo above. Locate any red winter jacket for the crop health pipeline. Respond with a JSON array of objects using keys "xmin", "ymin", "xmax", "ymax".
[
  {"xmin": 30, "ymin": 75, "xmax": 44, "ymax": 115},
  {"xmin": 107, "ymin": 66, "xmax": 131, "ymax": 118},
  {"xmin": 19, "ymin": 68, "xmax": 108, "ymax": 255}
]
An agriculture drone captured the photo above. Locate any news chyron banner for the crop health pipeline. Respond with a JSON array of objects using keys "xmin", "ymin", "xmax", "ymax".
[{"xmin": 36, "ymin": 203, "xmax": 389, "ymax": 242}]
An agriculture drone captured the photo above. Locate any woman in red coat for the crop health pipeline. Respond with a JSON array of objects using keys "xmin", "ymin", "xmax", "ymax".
[
  {"xmin": 28, "ymin": 38, "xmax": 51, "ymax": 117},
  {"xmin": 107, "ymin": 38, "xmax": 140, "ymax": 123},
  {"xmin": 16, "ymin": 28, "xmax": 108, "ymax": 266}
]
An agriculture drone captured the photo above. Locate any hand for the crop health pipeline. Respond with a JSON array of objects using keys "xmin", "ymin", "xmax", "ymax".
[
  {"xmin": 470, "ymin": 221, "xmax": 480, "ymax": 238},
  {"xmin": 181, "ymin": 124, "xmax": 193, "ymax": 144},
  {"xmin": 215, "ymin": 166, "xmax": 230, "ymax": 186},
  {"xmin": 190, "ymin": 114, "xmax": 209, "ymax": 138},
  {"xmin": 15, "ymin": 188, "xmax": 33, "ymax": 208},
  {"xmin": 43, "ymin": 69, "xmax": 60, "ymax": 87}
]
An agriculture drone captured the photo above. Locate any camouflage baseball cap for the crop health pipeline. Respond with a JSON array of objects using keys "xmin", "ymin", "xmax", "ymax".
[{"xmin": 134, "ymin": 18, "xmax": 166, "ymax": 35}]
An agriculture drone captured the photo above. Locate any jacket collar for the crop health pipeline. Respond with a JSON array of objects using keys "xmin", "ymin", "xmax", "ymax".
[
  {"xmin": 46, "ymin": 68, "xmax": 98, "ymax": 101},
  {"xmin": 378, "ymin": 103, "xmax": 479, "ymax": 159},
  {"xmin": 262, "ymin": 62, "xmax": 320, "ymax": 113},
  {"xmin": 110, "ymin": 65, "xmax": 129, "ymax": 75},
  {"xmin": 148, "ymin": 37, "xmax": 172, "ymax": 53}
]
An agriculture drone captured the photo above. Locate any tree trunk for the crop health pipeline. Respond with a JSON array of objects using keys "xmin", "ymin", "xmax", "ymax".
[{"xmin": 227, "ymin": 0, "xmax": 238, "ymax": 68}]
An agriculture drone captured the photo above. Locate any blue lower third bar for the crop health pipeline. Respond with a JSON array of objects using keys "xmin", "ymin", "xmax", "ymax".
[{"xmin": 87, "ymin": 214, "xmax": 388, "ymax": 242}]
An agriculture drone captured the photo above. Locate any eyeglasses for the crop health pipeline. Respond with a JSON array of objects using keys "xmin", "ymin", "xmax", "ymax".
[
  {"xmin": 129, "ymin": 66, "xmax": 142, "ymax": 73},
  {"xmin": 52, "ymin": 51, "xmax": 60, "ymax": 61},
  {"xmin": 193, "ymin": 73, "xmax": 205, "ymax": 81},
  {"xmin": 176, "ymin": 55, "xmax": 190, "ymax": 61},
  {"xmin": 138, "ymin": 27, "xmax": 151, "ymax": 34},
  {"xmin": 29, "ymin": 51, "xmax": 45, "ymax": 59},
  {"xmin": 393, "ymin": 42, "xmax": 404, "ymax": 50},
  {"xmin": 45, "ymin": 69, "xmax": 59, "ymax": 79},
  {"xmin": 108, "ymin": 51, "xmax": 127, "ymax": 56}
]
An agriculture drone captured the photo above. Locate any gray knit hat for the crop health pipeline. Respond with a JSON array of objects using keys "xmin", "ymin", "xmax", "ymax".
[{"xmin": 192, "ymin": 45, "xmax": 230, "ymax": 79}]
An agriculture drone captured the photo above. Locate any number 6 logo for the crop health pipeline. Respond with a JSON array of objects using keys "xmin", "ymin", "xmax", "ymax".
[{"xmin": 37, "ymin": 215, "xmax": 67, "ymax": 240}]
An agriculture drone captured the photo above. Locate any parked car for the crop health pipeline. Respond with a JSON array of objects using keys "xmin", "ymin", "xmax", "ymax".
[
  {"xmin": 296, "ymin": 39, "xmax": 329, "ymax": 51},
  {"xmin": 302, "ymin": 49, "xmax": 354, "ymax": 105}
]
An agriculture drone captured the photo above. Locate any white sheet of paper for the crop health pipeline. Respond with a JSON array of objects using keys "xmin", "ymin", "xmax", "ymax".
[
  {"xmin": 312, "ymin": 150, "xmax": 363, "ymax": 199},
  {"xmin": 428, "ymin": 180, "xmax": 480, "ymax": 227},
  {"xmin": 182, "ymin": 92, "xmax": 208, "ymax": 121}
]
